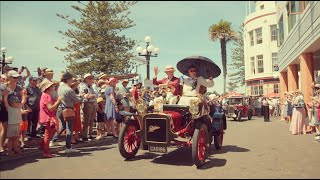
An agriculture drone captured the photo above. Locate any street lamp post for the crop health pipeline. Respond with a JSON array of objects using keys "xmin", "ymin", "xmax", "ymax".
[
  {"xmin": 136, "ymin": 36, "xmax": 159, "ymax": 80},
  {"xmin": 1, "ymin": 47, "xmax": 14, "ymax": 74}
]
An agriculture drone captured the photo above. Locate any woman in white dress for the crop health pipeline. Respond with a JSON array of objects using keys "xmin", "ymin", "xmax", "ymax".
[{"xmin": 178, "ymin": 65, "xmax": 214, "ymax": 106}]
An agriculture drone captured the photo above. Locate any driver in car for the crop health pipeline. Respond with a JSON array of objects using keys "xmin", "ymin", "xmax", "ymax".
[{"xmin": 178, "ymin": 65, "xmax": 214, "ymax": 106}]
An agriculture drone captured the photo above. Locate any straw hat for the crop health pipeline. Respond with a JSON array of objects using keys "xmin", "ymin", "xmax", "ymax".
[
  {"xmin": 44, "ymin": 68, "xmax": 54, "ymax": 75},
  {"xmin": 40, "ymin": 80, "xmax": 54, "ymax": 92},
  {"xmin": 99, "ymin": 73, "xmax": 108, "ymax": 80},
  {"xmin": 164, "ymin": 66, "xmax": 175, "ymax": 73},
  {"xmin": 97, "ymin": 97, "xmax": 105, "ymax": 104},
  {"xmin": 83, "ymin": 73, "xmax": 94, "ymax": 80}
]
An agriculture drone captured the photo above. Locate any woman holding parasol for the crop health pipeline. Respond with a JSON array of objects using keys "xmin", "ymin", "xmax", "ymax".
[{"xmin": 176, "ymin": 56, "xmax": 220, "ymax": 107}]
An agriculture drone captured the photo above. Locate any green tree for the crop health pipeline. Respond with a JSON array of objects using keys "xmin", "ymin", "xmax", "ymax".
[
  {"xmin": 228, "ymin": 24, "xmax": 245, "ymax": 88},
  {"xmin": 227, "ymin": 81, "xmax": 238, "ymax": 92},
  {"xmin": 209, "ymin": 19, "xmax": 236, "ymax": 94},
  {"xmin": 56, "ymin": 1, "xmax": 137, "ymax": 76}
]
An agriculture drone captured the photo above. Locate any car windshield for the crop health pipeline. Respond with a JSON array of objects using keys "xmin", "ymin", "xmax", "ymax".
[{"xmin": 229, "ymin": 98, "xmax": 243, "ymax": 105}]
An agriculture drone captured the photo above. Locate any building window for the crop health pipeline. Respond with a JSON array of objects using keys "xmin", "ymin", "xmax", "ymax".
[
  {"xmin": 259, "ymin": 85, "xmax": 263, "ymax": 95},
  {"xmin": 278, "ymin": 15, "xmax": 284, "ymax": 46},
  {"xmin": 288, "ymin": 1, "xmax": 308, "ymax": 14},
  {"xmin": 251, "ymin": 56, "xmax": 255, "ymax": 74},
  {"xmin": 270, "ymin": 25, "xmax": 277, "ymax": 41},
  {"xmin": 253, "ymin": 86, "xmax": 259, "ymax": 95},
  {"xmin": 249, "ymin": 31, "xmax": 254, "ymax": 46},
  {"xmin": 255, "ymin": 28, "xmax": 262, "ymax": 44},
  {"xmin": 260, "ymin": 5, "xmax": 264, "ymax": 10},
  {"xmin": 274, "ymin": 84, "xmax": 279, "ymax": 93},
  {"xmin": 272, "ymin": 53, "xmax": 278, "ymax": 71},
  {"xmin": 257, "ymin": 55, "xmax": 264, "ymax": 73},
  {"xmin": 287, "ymin": 2, "xmax": 297, "ymax": 32}
]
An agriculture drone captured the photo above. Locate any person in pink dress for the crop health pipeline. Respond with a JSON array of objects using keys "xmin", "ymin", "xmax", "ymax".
[
  {"xmin": 39, "ymin": 80, "xmax": 63, "ymax": 158},
  {"xmin": 290, "ymin": 90, "xmax": 307, "ymax": 135}
]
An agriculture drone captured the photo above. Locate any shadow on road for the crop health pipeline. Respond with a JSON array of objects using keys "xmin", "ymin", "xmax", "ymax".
[
  {"xmin": 124, "ymin": 152, "xmax": 160, "ymax": 161},
  {"xmin": 210, "ymin": 145, "xmax": 250, "ymax": 155},
  {"xmin": 151, "ymin": 147, "xmax": 194, "ymax": 166},
  {"xmin": 0, "ymin": 140, "xmax": 117, "ymax": 171},
  {"xmin": 197, "ymin": 158, "xmax": 227, "ymax": 170},
  {"xmin": 0, "ymin": 157, "xmax": 40, "ymax": 172}
]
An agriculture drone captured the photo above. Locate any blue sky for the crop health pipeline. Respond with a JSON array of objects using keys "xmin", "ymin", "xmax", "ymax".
[{"xmin": 1, "ymin": 1, "xmax": 248, "ymax": 93}]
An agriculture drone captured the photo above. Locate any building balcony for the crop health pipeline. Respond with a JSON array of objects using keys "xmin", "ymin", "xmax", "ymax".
[{"xmin": 278, "ymin": 1, "xmax": 320, "ymax": 72}]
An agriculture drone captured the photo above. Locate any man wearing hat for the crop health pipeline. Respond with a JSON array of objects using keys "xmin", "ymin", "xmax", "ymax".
[
  {"xmin": 117, "ymin": 79, "xmax": 131, "ymax": 112},
  {"xmin": 44, "ymin": 68, "xmax": 54, "ymax": 81},
  {"xmin": 51, "ymin": 72, "xmax": 82, "ymax": 153},
  {"xmin": 153, "ymin": 66, "xmax": 180, "ymax": 96},
  {"xmin": 98, "ymin": 73, "xmax": 108, "ymax": 81},
  {"xmin": 79, "ymin": 73, "xmax": 97, "ymax": 141},
  {"xmin": 26, "ymin": 75, "xmax": 42, "ymax": 138}
]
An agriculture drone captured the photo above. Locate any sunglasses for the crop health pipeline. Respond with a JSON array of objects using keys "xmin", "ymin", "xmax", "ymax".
[
  {"xmin": 11, "ymin": 77, "xmax": 19, "ymax": 79},
  {"xmin": 189, "ymin": 69, "xmax": 197, "ymax": 72}
]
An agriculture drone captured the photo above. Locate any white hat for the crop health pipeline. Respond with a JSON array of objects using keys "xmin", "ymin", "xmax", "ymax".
[
  {"xmin": 83, "ymin": 73, "xmax": 94, "ymax": 80},
  {"xmin": 45, "ymin": 68, "xmax": 54, "ymax": 75},
  {"xmin": 7, "ymin": 70, "xmax": 20, "ymax": 78},
  {"xmin": 164, "ymin": 66, "xmax": 175, "ymax": 72}
]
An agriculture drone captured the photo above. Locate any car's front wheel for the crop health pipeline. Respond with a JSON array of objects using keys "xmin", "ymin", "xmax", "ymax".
[
  {"xmin": 237, "ymin": 111, "xmax": 242, "ymax": 122},
  {"xmin": 118, "ymin": 123, "xmax": 141, "ymax": 160},
  {"xmin": 192, "ymin": 123, "xmax": 209, "ymax": 168}
]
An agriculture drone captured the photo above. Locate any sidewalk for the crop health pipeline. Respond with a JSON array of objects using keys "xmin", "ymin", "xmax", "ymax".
[{"xmin": 0, "ymin": 136, "xmax": 118, "ymax": 164}]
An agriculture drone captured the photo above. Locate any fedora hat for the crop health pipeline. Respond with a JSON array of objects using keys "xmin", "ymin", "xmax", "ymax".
[
  {"xmin": 83, "ymin": 73, "xmax": 94, "ymax": 80},
  {"xmin": 122, "ymin": 79, "xmax": 129, "ymax": 83},
  {"xmin": 97, "ymin": 79, "xmax": 105, "ymax": 86},
  {"xmin": 99, "ymin": 73, "xmax": 108, "ymax": 80},
  {"xmin": 45, "ymin": 68, "xmax": 54, "ymax": 75}
]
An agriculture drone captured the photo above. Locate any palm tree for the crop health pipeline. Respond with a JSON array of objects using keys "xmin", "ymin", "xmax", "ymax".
[{"xmin": 209, "ymin": 19, "xmax": 236, "ymax": 94}]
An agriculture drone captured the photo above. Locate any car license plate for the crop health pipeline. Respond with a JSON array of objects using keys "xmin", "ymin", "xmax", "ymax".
[{"xmin": 149, "ymin": 146, "xmax": 167, "ymax": 153}]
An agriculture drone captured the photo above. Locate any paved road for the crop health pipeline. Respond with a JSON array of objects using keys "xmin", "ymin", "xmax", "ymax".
[{"xmin": 1, "ymin": 116, "xmax": 319, "ymax": 179}]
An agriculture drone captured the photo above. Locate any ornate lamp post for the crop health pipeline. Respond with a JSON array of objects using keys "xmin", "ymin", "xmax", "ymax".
[
  {"xmin": 136, "ymin": 36, "xmax": 159, "ymax": 80},
  {"xmin": 1, "ymin": 47, "xmax": 14, "ymax": 74}
]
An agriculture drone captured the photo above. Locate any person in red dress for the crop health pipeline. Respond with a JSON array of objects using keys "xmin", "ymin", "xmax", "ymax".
[{"xmin": 70, "ymin": 79, "xmax": 82, "ymax": 143}]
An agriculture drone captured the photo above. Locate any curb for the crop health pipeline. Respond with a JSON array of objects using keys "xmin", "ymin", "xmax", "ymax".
[{"xmin": 0, "ymin": 138, "xmax": 117, "ymax": 164}]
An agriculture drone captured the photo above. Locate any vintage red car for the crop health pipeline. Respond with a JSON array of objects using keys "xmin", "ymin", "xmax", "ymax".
[
  {"xmin": 118, "ymin": 100, "xmax": 226, "ymax": 168},
  {"xmin": 225, "ymin": 95, "xmax": 254, "ymax": 122},
  {"xmin": 117, "ymin": 56, "xmax": 226, "ymax": 168}
]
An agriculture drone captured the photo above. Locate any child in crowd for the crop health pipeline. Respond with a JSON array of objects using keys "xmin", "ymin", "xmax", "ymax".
[
  {"xmin": 20, "ymin": 104, "xmax": 31, "ymax": 149},
  {"xmin": 96, "ymin": 97, "xmax": 106, "ymax": 140}
]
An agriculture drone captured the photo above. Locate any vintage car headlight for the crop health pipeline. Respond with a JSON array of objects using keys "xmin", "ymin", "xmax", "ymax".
[
  {"xmin": 189, "ymin": 99, "xmax": 199, "ymax": 117},
  {"xmin": 154, "ymin": 99, "xmax": 164, "ymax": 113}
]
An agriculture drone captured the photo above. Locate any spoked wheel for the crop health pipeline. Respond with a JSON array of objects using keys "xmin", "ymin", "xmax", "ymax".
[
  {"xmin": 192, "ymin": 123, "xmax": 209, "ymax": 168},
  {"xmin": 214, "ymin": 127, "xmax": 224, "ymax": 150},
  {"xmin": 118, "ymin": 123, "xmax": 141, "ymax": 159}
]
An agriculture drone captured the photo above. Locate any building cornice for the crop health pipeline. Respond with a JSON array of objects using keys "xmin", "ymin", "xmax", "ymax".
[{"xmin": 244, "ymin": 12, "xmax": 276, "ymax": 26}]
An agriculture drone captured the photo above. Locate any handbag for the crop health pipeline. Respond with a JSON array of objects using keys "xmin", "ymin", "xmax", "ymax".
[{"xmin": 62, "ymin": 108, "xmax": 75, "ymax": 120}]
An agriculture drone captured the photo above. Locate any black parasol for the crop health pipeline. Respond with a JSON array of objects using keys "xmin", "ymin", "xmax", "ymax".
[{"xmin": 177, "ymin": 56, "xmax": 221, "ymax": 79}]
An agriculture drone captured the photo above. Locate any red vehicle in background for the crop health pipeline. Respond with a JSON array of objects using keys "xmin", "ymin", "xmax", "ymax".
[{"xmin": 226, "ymin": 95, "xmax": 254, "ymax": 122}]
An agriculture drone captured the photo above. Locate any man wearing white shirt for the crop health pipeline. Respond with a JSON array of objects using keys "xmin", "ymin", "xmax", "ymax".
[{"xmin": 79, "ymin": 73, "xmax": 97, "ymax": 141}]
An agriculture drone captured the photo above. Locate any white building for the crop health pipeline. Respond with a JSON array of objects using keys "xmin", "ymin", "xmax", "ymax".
[{"xmin": 243, "ymin": 1, "xmax": 280, "ymax": 96}]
